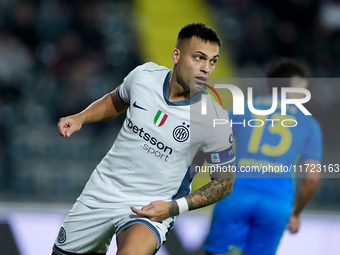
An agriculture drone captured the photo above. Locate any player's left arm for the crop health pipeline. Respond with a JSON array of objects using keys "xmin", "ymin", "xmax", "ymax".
[
  {"xmin": 288, "ymin": 159, "xmax": 320, "ymax": 233},
  {"xmin": 131, "ymin": 142, "xmax": 235, "ymax": 221},
  {"xmin": 131, "ymin": 146, "xmax": 235, "ymax": 222},
  {"xmin": 180, "ymin": 171, "xmax": 235, "ymax": 211},
  {"xmin": 131, "ymin": 107, "xmax": 235, "ymax": 221},
  {"xmin": 131, "ymin": 172, "xmax": 234, "ymax": 222}
]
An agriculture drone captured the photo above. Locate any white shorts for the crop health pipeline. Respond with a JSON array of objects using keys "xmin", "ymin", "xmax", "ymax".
[{"xmin": 53, "ymin": 201, "xmax": 175, "ymax": 255}]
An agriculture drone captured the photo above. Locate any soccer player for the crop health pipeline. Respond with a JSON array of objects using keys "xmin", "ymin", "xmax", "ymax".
[
  {"xmin": 203, "ymin": 58, "xmax": 322, "ymax": 255},
  {"xmin": 52, "ymin": 23, "xmax": 235, "ymax": 255}
]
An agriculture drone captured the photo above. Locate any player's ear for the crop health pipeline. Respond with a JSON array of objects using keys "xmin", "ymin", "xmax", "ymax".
[{"xmin": 172, "ymin": 48, "xmax": 180, "ymax": 64}]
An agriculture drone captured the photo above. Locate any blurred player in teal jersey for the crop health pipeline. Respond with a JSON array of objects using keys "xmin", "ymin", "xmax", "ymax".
[{"xmin": 203, "ymin": 58, "xmax": 322, "ymax": 255}]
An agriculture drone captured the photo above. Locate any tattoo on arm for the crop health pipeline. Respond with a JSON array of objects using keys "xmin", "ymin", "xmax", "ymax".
[
  {"xmin": 186, "ymin": 177, "xmax": 234, "ymax": 211},
  {"xmin": 168, "ymin": 201, "xmax": 179, "ymax": 216}
]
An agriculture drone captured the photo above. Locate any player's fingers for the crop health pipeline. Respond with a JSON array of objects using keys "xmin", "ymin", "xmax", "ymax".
[
  {"xmin": 58, "ymin": 118, "xmax": 77, "ymax": 137},
  {"xmin": 141, "ymin": 203, "xmax": 154, "ymax": 211},
  {"xmin": 65, "ymin": 125, "xmax": 77, "ymax": 137},
  {"xmin": 57, "ymin": 118, "xmax": 68, "ymax": 137},
  {"xmin": 287, "ymin": 224, "xmax": 298, "ymax": 233},
  {"xmin": 289, "ymin": 228, "xmax": 298, "ymax": 234},
  {"xmin": 130, "ymin": 206, "xmax": 150, "ymax": 217},
  {"xmin": 291, "ymin": 225, "xmax": 299, "ymax": 233},
  {"xmin": 130, "ymin": 206, "xmax": 139, "ymax": 212}
]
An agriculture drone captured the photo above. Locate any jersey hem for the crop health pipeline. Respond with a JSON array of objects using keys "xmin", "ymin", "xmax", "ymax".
[
  {"xmin": 77, "ymin": 197, "xmax": 171, "ymax": 209},
  {"xmin": 116, "ymin": 86, "xmax": 130, "ymax": 106},
  {"xmin": 53, "ymin": 244, "xmax": 107, "ymax": 255}
]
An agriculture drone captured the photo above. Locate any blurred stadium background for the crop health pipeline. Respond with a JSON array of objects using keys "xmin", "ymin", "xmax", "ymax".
[{"xmin": 0, "ymin": 0, "xmax": 340, "ymax": 254}]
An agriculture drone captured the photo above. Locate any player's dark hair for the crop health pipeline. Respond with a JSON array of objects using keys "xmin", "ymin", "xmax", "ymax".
[
  {"xmin": 176, "ymin": 23, "xmax": 222, "ymax": 47},
  {"xmin": 267, "ymin": 58, "xmax": 308, "ymax": 92}
]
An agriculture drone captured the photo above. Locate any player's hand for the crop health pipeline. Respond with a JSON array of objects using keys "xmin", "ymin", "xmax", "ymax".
[
  {"xmin": 131, "ymin": 201, "xmax": 174, "ymax": 222},
  {"xmin": 58, "ymin": 116, "xmax": 83, "ymax": 137},
  {"xmin": 287, "ymin": 214, "xmax": 300, "ymax": 233}
]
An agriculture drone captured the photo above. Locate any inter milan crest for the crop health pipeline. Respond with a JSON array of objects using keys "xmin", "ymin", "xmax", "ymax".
[
  {"xmin": 57, "ymin": 227, "xmax": 67, "ymax": 244},
  {"xmin": 173, "ymin": 122, "xmax": 190, "ymax": 142}
]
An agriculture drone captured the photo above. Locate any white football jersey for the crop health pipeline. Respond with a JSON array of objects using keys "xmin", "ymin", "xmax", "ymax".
[{"xmin": 78, "ymin": 62, "xmax": 234, "ymax": 208}]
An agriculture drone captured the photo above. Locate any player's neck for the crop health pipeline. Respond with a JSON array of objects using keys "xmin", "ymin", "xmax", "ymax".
[{"xmin": 168, "ymin": 74, "xmax": 192, "ymax": 102}]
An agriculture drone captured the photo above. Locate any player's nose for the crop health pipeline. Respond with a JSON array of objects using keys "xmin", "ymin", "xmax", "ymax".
[{"xmin": 201, "ymin": 61, "xmax": 210, "ymax": 75}]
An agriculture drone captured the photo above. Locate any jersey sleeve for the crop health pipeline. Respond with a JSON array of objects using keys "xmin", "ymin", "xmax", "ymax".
[
  {"xmin": 205, "ymin": 146, "xmax": 235, "ymax": 168},
  {"xmin": 116, "ymin": 64, "xmax": 144, "ymax": 106},
  {"xmin": 202, "ymin": 106, "xmax": 235, "ymax": 167},
  {"xmin": 227, "ymin": 107, "xmax": 245, "ymax": 138},
  {"xmin": 301, "ymin": 117, "xmax": 323, "ymax": 162}
]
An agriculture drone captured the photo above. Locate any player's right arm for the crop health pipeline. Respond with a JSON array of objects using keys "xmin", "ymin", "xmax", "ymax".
[
  {"xmin": 58, "ymin": 89, "xmax": 128, "ymax": 137},
  {"xmin": 288, "ymin": 159, "xmax": 320, "ymax": 233},
  {"xmin": 288, "ymin": 118, "xmax": 322, "ymax": 233}
]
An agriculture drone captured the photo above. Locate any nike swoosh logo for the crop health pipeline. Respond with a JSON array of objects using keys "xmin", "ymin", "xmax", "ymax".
[{"xmin": 133, "ymin": 101, "xmax": 147, "ymax": 111}]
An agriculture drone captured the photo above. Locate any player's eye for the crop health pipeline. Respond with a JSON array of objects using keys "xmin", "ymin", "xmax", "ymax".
[
  {"xmin": 195, "ymin": 56, "xmax": 202, "ymax": 61},
  {"xmin": 211, "ymin": 59, "xmax": 218, "ymax": 65}
]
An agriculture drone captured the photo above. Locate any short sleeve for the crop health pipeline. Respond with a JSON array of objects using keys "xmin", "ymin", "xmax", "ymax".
[
  {"xmin": 205, "ymin": 146, "xmax": 235, "ymax": 167},
  {"xmin": 202, "ymin": 105, "xmax": 235, "ymax": 167},
  {"xmin": 116, "ymin": 64, "xmax": 144, "ymax": 106},
  {"xmin": 302, "ymin": 118, "xmax": 323, "ymax": 162},
  {"xmin": 227, "ymin": 107, "xmax": 244, "ymax": 138}
]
